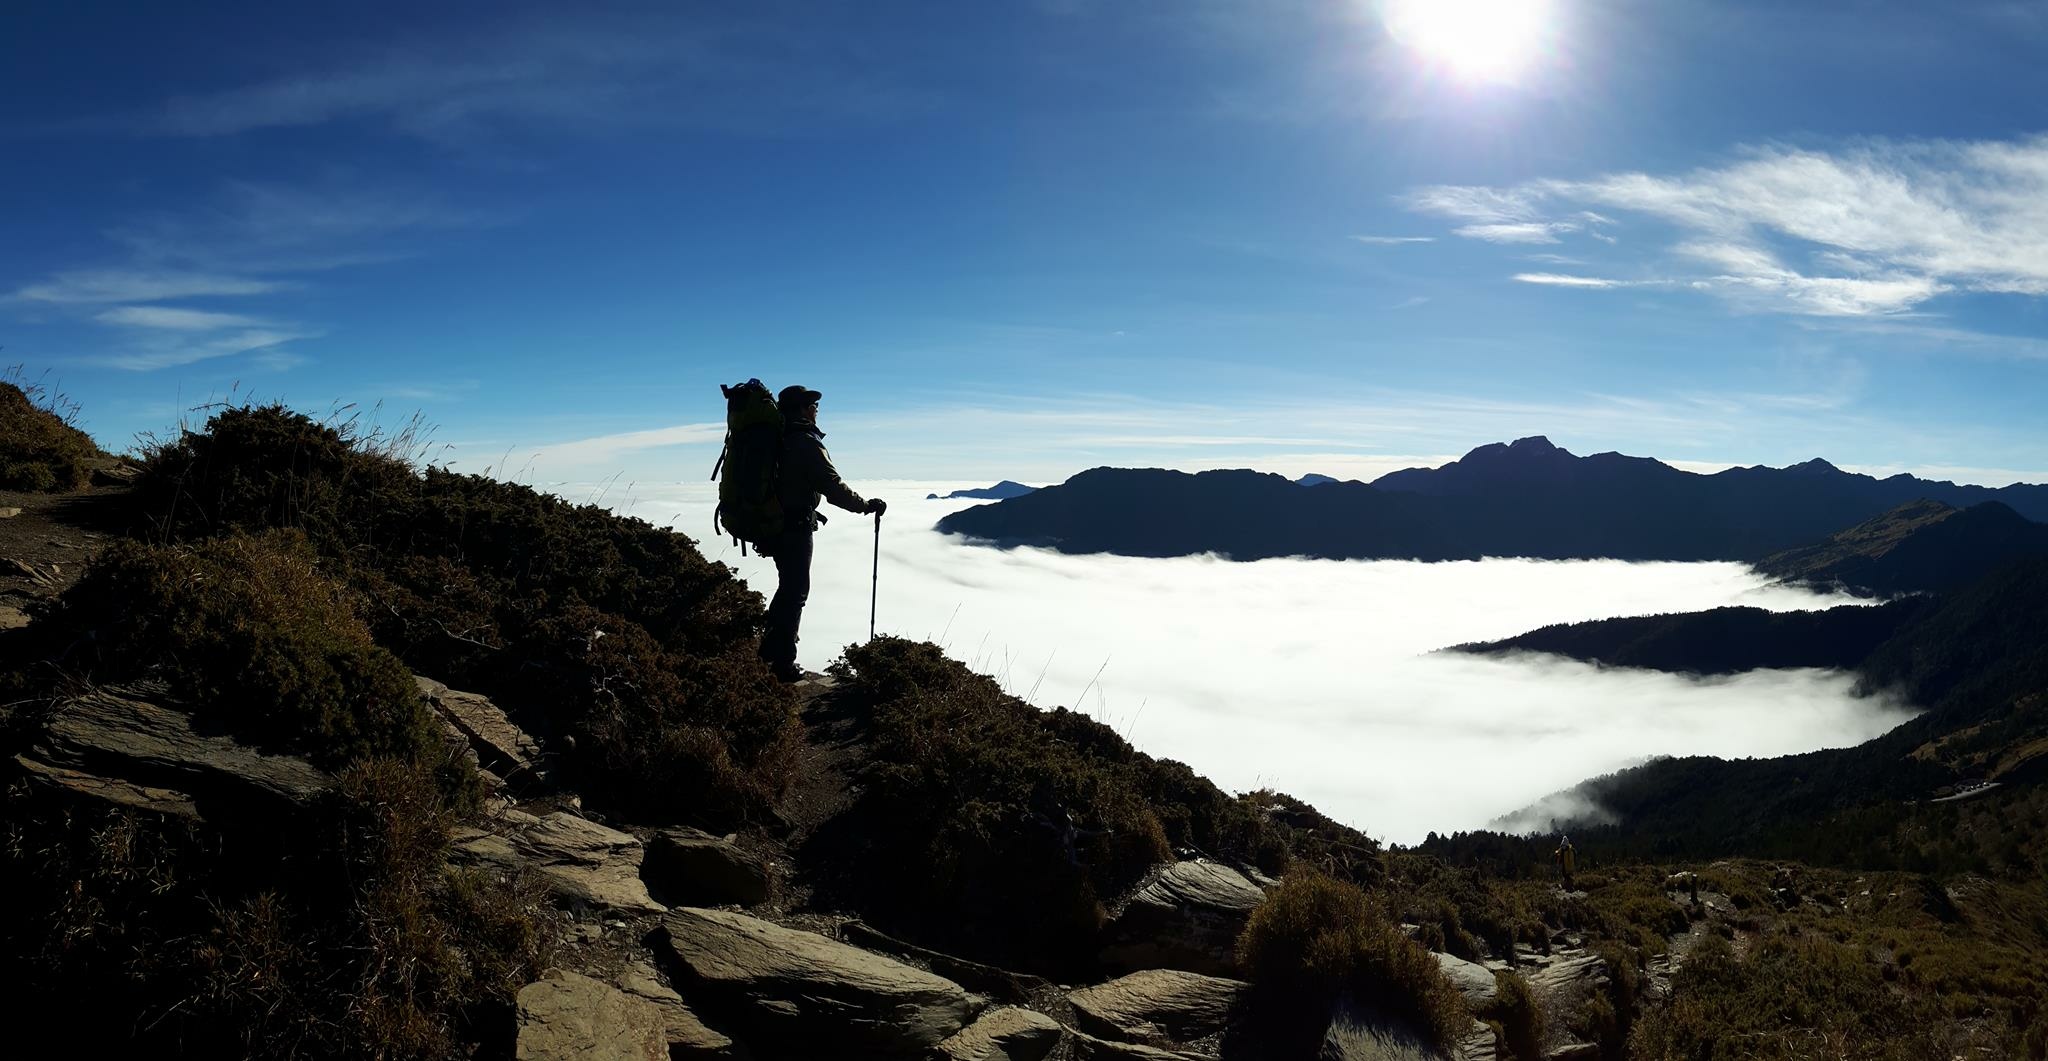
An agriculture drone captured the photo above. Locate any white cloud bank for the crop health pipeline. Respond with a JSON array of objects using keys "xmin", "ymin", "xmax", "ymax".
[
  {"xmin": 1408, "ymin": 134, "xmax": 2048, "ymax": 317},
  {"xmin": 615, "ymin": 481, "xmax": 1916, "ymax": 845}
]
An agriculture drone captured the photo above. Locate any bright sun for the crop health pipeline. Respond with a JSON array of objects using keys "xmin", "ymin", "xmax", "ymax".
[{"xmin": 1381, "ymin": 0, "xmax": 1560, "ymax": 84}]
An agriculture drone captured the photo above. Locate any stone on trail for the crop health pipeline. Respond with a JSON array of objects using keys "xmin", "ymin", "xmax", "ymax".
[
  {"xmin": 515, "ymin": 970, "xmax": 670, "ymax": 1061},
  {"xmin": 0, "ymin": 601, "xmax": 29, "ymax": 631},
  {"xmin": 0, "ymin": 506, "xmax": 20, "ymax": 518},
  {"xmin": 1068, "ymin": 968, "xmax": 1246, "ymax": 1045},
  {"xmin": 936, "ymin": 1006, "xmax": 1064, "ymax": 1061},
  {"xmin": 657, "ymin": 906, "xmax": 974, "ymax": 1058},
  {"xmin": 643, "ymin": 826, "xmax": 776, "ymax": 907},
  {"xmin": 1068, "ymin": 1029, "xmax": 1212, "ymax": 1061},
  {"xmin": 1100, "ymin": 861, "xmax": 1266, "ymax": 976},
  {"xmin": 23, "ymin": 690, "xmax": 330, "ymax": 818},
  {"xmin": 610, "ymin": 961, "xmax": 750, "ymax": 1059},
  {"xmin": 416, "ymin": 676, "xmax": 553, "ymax": 790},
  {"xmin": 1432, "ymin": 951, "xmax": 1499, "ymax": 1011},
  {"xmin": 450, "ymin": 809, "xmax": 664, "ymax": 917}
]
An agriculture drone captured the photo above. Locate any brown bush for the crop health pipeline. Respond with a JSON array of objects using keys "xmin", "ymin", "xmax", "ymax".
[
  {"xmin": 0, "ymin": 377, "xmax": 102, "ymax": 492},
  {"xmin": 1236, "ymin": 868, "xmax": 1470, "ymax": 1056}
]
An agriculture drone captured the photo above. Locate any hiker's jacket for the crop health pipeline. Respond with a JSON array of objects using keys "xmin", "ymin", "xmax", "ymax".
[
  {"xmin": 1554, "ymin": 844, "xmax": 1576, "ymax": 873},
  {"xmin": 779, "ymin": 422, "xmax": 867, "ymax": 528}
]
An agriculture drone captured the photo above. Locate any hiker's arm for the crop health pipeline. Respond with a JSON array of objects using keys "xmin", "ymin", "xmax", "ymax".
[{"xmin": 802, "ymin": 440, "xmax": 870, "ymax": 513}]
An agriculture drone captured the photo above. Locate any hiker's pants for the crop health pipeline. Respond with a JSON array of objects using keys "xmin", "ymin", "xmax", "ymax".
[{"xmin": 760, "ymin": 524, "xmax": 815, "ymax": 669}]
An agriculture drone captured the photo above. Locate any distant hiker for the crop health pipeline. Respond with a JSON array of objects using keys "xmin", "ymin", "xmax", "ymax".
[
  {"xmin": 756, "ymin": 385, "xmax": 884, "ymax": 682},
  {"xmin": 1554, "ymin": 834, "xmax": 1577, "ymax": 892}
]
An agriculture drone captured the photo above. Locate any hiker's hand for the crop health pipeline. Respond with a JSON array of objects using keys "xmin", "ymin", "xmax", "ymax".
[{"xmin": 867, "ymin": 498, "xmax": 888, "ymax": 516}]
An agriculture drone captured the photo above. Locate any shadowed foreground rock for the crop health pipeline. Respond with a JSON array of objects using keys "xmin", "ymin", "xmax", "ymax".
[
  {"xmin": 515, "ymin": 970, "xmax": 669, "ymax": 1061},
  {"xmin": 657, "ymin": 906, "xmax": 975, "ymax": 1058},
  {"xmin": 1068, "ymin": 968, "xmax": 1246, "ymax": 1045},
  {"xmin": 450, "ymin": 808, "xmax": 664, "ymax": 916},
  {"xmin": 1100, "ymin": 861, "xmax": 1266, "ymax": 976},
  {"xmin": 16, "ymin": 689, "xmax": 330, "ymax": 819},
  {"xmin": 936, "ymin": 1006, "xmax": 1064, "ymax": 1061},
  {"xmin": 644, "ymin": 826, "xmax": 776, "ymax": 907}
]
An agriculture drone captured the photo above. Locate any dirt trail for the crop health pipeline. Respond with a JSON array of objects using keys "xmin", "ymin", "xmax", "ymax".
[{"xmin": 0, "ymin": 483, "xmax": 133, "ymax": 624}]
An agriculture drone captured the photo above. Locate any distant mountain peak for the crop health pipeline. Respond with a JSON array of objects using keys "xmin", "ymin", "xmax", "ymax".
[
  {"xmin": 1788, "ymin": 457, "xmax": 1842, "ymax": 475},
  {"xmin": 1508, "ymin": 435, "xmax": 1560, "ymax": 451}
]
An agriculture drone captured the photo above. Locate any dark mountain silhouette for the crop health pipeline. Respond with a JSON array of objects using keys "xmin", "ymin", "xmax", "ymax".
[
  {"xmin": 937, "ymin": 437, "xmax": 2048, "ymax": 562},
  {"xmin": 926, "ymin": 480, "xmax": 1037, "ymax": 501},
  {"xmin": 1755, "ymin": 500, "xmax": 2048, "ymax": 595},
  {"xmin": 1295, "ymin": 473, "xmax": 1340, "ymax": 487},
  {"xmin": 1450, "ymin": 599, "xmax": 1934, "ymax": 675}
]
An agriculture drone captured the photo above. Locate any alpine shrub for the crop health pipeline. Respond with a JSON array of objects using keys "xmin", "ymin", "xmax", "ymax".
[{"xmin": 0, "ymin": 378, "xmax": 102, "ymax": 491}]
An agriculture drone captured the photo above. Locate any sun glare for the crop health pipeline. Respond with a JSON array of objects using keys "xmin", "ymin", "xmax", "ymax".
[{"xmin": 1381, "ymin": 0, "xmax": 1560, "ymax": 84}]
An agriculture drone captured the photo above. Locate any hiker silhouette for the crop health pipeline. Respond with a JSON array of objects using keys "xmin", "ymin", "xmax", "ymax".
[{"xmin": 757, "ymin": 385, "xmax": 884, "ymax": 682}]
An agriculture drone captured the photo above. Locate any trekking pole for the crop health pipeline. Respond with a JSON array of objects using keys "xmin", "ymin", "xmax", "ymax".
[{"xmin": 870, "ymin": 511, "xmax": 882, "ymax": 640}]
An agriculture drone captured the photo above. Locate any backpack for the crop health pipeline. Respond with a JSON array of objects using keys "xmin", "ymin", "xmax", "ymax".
[{"xmin": 712, "ymin": 379, "xmax": 785, "ymax": 554}]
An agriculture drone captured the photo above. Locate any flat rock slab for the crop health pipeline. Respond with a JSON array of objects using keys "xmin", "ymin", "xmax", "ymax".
[
  {"xmin": 516, "ymin": 970, "xmax": 669, "ymax": 1061},
  {"xmin": 29, "ymin": 690, "xmax": 330, "ymax": 816},
  {"xmin": 1069, "ymin": 1030, "xmax": 1211, "ymax": 1061},
  {"xmin": 1433, "ymin": 952, "xmax": 1498, "ymax": 1011},
  {"xmin": 417, "ymin": 676, "xmax": 551, "ymax": 789},
  {"xmin": 658, "ymin": 906, "xmax": 974, "ymax": 1058},
  {"xmin": 1101, "ymin": 861, "xmax": 1266, "ymax": 976},
  {"xmin": 452, "ymin": 809, "xmax": 663, "ymax": 917},
  {"xmin": 937, "ymin": 1007, "xmax": 1064, "ymax": 1061},
  {"xmin": 13, "ymin": 755, "xmax": 200, "ymax": 819},
  {"xmin": 610, "ymin": 961, "xmax": 750, "ymax": 1059},
  {"xmin": 644, "ymin": 827, "xmax": 775, "ymax": 907},
  {"xmin": 1069, "ymin": 969, "xmax": 1246, "ymax": 1045},
  {"xmin": 0, "ymin": 602, "xmax": 26, "ymax": 630}
]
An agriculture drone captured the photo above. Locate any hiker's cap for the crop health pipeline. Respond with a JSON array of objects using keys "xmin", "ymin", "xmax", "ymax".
[{"xmin": 777, "ymin": 384, "xmax": 822, "ymax": 407}]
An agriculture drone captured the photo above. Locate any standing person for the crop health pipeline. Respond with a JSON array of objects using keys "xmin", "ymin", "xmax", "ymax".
[
  {"xmin": 758, "ymin": 385, "xmax": 885, "ymax": 682},
  {"xmin": 1554, "ymin": 834, "xmax": 1578, "ymax": 893}
]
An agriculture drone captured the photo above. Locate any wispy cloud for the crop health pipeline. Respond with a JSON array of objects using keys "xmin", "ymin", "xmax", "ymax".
[
  {"xmin": 1409, "ymin": 133, "xmax": 2048, "ymax": 316},
  {"xmin": 13, "ymin": 270, "xmax": 284, "ymax": 305},
  {"xmin": 1351, "ymin": 234, "xmax": 1435, "ymax": 245},
  {"xmin": 1513, "ymin": 273, "xmax": 1644, "ymax": 288},
  {"xmin": 139, "ymin": 16, "xmax": 935, "ymax": 143},
  {"xmin": 95, "ymin": 305, "xmax": 268, "ymax": 330},
  {"xmin": 93, "ymin": 327, "xmax": 318, "ymax": 371}
]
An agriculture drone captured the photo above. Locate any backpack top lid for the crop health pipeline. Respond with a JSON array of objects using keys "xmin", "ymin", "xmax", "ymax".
[{"xmin": 724, "ymin": 379, "xmax": 781, "ymax": 431}]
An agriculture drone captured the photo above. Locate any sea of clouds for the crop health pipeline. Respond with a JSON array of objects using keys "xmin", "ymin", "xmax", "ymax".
[{"xmin": 599, "ymin": 479, "xmax": 1917, "ymax": 845}]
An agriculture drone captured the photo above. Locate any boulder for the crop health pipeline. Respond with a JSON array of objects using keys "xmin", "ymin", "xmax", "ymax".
[
  {"xmin": 1433, "ymin": 952, "xmax": 1498, "ymax": 1011},
  {"xmin": 936, "ymin": 1007, "xmax": 1064, "ymax": 1061},
  {"xmin": 643, "ymin": 827, "xmax": 775, "ymax": 907},
  {"xmin": 416, "ymin": 676, "xmax": 552, "ymax": 790},
  {"xmin": 657, "ymin": 906, "xmax": 974, "ymax": 1057},
  {"xmin": 515, "ymin": 970, "xmax": 670, "ymax": 1061},
  {"xmin": 0, "ymin": 601, "xmax": 26, "ymax": 631},
  {"xmin": 0, "ymin": 506, "xmax": 19, "ymax": 519},
  {"xmin": 610, "ymin": 961, "xmax": 750, "ymax": 1058},
  {"xmin": 451, "ymin": 809, "xmax": 663, "ymax": 917},
  {"xmin": 1069, "ymin": 1030, "xmax": 1211, "ymax": 1060},
  {"xmin": 1101, "ymin": 862, "xmax": 1265, "ymax": 976},
  {"xmin": 1068, "ymin": 969, "xmax": 1246, "ymax": 1045},
  {"xmin": 841, "ymin": 920, "xmax": 1052, "ymax": 1004},
  {"xmin": 24, "ymin": 690, "xmax": 330, "ymax": 817}
]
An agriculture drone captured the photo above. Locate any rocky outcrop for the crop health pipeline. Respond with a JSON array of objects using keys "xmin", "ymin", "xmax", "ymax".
[
  {"xmin": 450, "ymin": 809, "xmax": 663, "ymax": 917},
  {"xmin": 936, "ymin": 1007, "xmax": 1064, "ymax": 1061},
  {"xmin": 1068, "ymin": 969, "xmax": 1246, "ymax": 1045},
  {"xmin": 416, "ymin": 676, "xmax": 552, "ymax": 790},
  {"xmin": 1100, "ymin": 861, "xmax": 1266, "ymax": 976},
  {"xmin": 609, "ymin": 961, "xmax": 750, "ymax": 1059},
  {"xmin": 840, "ymin": 920, "xmax": 1053, "ymax": 1004},
  {"xmin": 17, "ymin": 689, "xmax": 330, "ymax": 819},
  {"xmin": 1432, "ymin": 952, "xmax": 1498, "ymax": 1011},
  {"xmin": 1068, "ymin": 1031, "xmax": 1210, "ymax": 1060},
  {"xmin": 643, "ymin": 827, "xmax": 775, "ymax": 907},
  {"xmin": 657, "ymin": 906, "xmax": 975, "ymax": 1057},
  {"xmin": 515, "ymin": 970, "xmax": 670, "ymax": 1061}
]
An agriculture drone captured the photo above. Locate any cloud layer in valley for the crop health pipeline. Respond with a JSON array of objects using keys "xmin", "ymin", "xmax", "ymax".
[{"xmin": 617, "ymin": 482, "xmax": 1918, "ymax": 844}]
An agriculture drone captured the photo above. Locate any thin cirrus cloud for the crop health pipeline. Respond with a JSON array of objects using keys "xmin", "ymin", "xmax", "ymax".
[
  {"xmin": 1407, "ymin": 133, "xmax": 2048, "ymax": 317},
  {"xmin": 1350, "ymin": 234, "xmax": 1436, "ymax": 245},
  {"xmin": 94, "ymin": 305, "xmax": 268, "ymax": 330},
  {"xmin": 13, "ymin": 269, "xmax": 284, "ymax": 305}
]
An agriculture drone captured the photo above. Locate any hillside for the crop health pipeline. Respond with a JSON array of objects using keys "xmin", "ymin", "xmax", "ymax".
[
  {"xmin": 928, "ymin": 480, "xmax": 1038, "ymax": 500},
  {"xmin": 1449, "ymin": 599, "xmax": 1932, "ymax": 675},
  {"xmin": 4, "ymin": 402, "xmax": 2047, "ymax": 1057},
  {"xmin": 937, "ymin": 437, "xmax": 2048, "ymax": 562},
  {"xmin": 1754, "ymin": 499, "xmax": 2048, "ymax": 595}
]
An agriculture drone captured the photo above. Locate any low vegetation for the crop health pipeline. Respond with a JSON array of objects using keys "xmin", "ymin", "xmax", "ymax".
[
  {"xmin": 129, "ymin": 403, "xmax": 798, "ymax": 825},
  {"xmin": 1235, "ymin": 868, "xmax": 1469, "ymax": 1055},
  {"xmin": 0, "ymin": 375, "xmax": 103, "ymax": 491}
]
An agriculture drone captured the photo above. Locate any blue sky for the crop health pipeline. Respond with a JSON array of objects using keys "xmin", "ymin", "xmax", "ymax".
[{"xmin": 6, "ymin": 0, "xmax": 2048, "ymax": 485}]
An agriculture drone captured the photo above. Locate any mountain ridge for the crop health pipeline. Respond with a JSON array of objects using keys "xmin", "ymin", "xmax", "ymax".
[{"xmin": 939, "ymin": 439, "xmax": 2048, "ymax": 562}]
